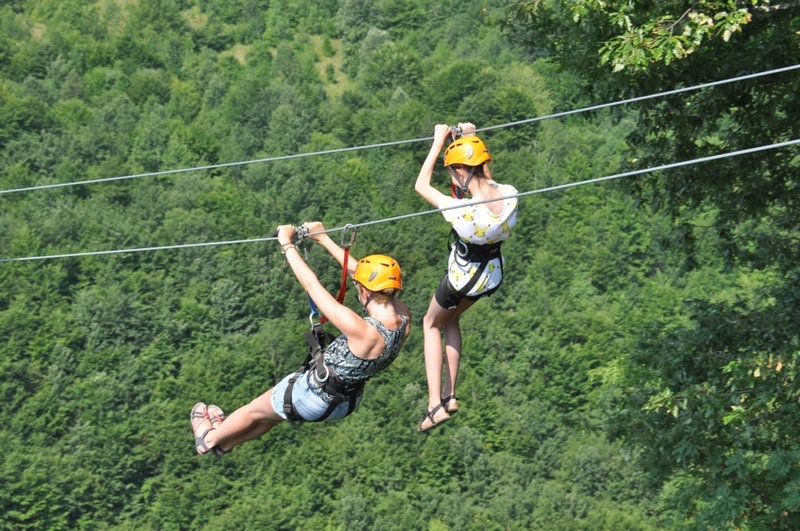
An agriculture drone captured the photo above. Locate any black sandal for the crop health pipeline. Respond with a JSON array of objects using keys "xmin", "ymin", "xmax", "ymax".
[
  {"xmin": 441, "ymin": 395, "xmax": 459, "ymax": 414},
  {"xmin": 418, "ymin": 403, "xmax": 450, "ymax": 433}
]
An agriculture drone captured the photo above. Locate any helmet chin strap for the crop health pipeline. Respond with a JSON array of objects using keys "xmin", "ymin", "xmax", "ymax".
[
  {"xmin": 448, "ymin": 166, "xmax": 477, "ymax": 198},
  {"xmin": 361, "ymin": 294, "xmax": 375, "ymax": 315},
  {"xmin": 356, "ymin": 283, "xmax": 375, "ymax": 315}
]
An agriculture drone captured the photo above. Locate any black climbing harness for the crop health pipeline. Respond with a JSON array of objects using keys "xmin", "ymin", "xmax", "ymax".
[
  {"xmin": 282, "ymin": 318, "xmax": 364, "ymax": 422},
  {"xmin": 447, "ymin": 228, "xmax": 504, "ymax": 297},
  {"xmin": 282, "ymin": 225, "xmax": 364, "ymax": 422}
]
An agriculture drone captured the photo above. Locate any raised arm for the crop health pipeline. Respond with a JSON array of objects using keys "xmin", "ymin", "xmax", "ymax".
[
  {"xmin": 276, "ymin": 224, "xmax": 368, "ymax": 339},
  {"xmin": 303, "ymin": 221, "xmax": 359, "ymax": 277},
  {"xmin": 456, "ymin": 122, "xmax": 495, "ymax": 183},
  {"xmin": 414, "ymin": 124, "xmax": 451, "ymax": 208}
]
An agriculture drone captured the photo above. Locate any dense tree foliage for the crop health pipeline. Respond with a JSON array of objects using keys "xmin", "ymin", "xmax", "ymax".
[
  {"xmin": 502, "ymin": 1, "xmax": 800, "ymax": 529},
  {"xmin": 2, "ymin": 0, "xmax": 792, "ymax": 529}
]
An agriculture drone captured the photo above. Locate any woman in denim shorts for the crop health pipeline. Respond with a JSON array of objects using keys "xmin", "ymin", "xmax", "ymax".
[{"xmin": 190, "ymin": 222, "xmax": 411, "ymax": 456}]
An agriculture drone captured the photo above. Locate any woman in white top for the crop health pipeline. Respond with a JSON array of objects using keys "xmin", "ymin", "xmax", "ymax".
[{"xmin": 414, "ymin": 123, "xmax": 518, "ymax": 432}]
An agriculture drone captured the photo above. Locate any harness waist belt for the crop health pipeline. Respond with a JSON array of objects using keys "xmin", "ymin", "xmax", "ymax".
[
  {"xmin": 455, "ymin": 240, "xmax": 502, "ymax": 261},
  {"xmin": 450, "ymin": 229, "xmax": 503, "ymax": 262},
  {"xmin": 448, "ymin": 229, "xmax": 505, "ymax": 297},
  {"xmin": 283, "ymin": 323, "xmax": 363, "ymax": 422},
  {"xmin": 309, "ymin": 355, "xmax": 365, "ymax": 396}
]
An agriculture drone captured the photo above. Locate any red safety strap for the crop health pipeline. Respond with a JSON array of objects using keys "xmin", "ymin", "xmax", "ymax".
[{"xmin": 320, "ymin": 245, "xmax": 350, "ymax": 324}]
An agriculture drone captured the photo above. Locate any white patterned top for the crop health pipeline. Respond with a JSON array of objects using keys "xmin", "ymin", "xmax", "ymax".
[{"xmin": 438, "ymin": 183, "xmax": 518, "ymax": 295}]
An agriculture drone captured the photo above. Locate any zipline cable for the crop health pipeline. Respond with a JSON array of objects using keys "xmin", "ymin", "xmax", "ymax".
[
  {"xmin": 1, "ymin": 64, "xmax": 797, "ymax": 196},
  {"xmin": 475, "ymin": 63, "xmax": 800, "ymax": 134},
  {"xmin": 2, "ymin": 137, "xmax": 798, "ymax": 263}
]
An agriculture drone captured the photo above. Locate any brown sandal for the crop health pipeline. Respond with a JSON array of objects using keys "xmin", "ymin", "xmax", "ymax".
[{"xmin": 418, "ymin": 403, "xmax": 450, "ymax": 433}]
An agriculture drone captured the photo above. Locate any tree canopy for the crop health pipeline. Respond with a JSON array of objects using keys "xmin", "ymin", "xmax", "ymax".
[
  {"xmin": 1, "ymin": 0, "xmax": 797, "ymax": 529},
  {"xmin": 503, "ymin": 0, "xmax": 800, "ymax": 528}
]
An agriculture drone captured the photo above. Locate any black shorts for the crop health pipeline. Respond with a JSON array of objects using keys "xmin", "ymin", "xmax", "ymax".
[{"xmin": 433, "ymin": 274, "xmax": 501, "ymax": 310}]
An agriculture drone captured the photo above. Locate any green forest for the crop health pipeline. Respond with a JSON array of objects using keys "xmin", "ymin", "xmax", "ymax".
[{"xmin": 1, "ymin": 0, "xmax": 798, "ymax": 529}]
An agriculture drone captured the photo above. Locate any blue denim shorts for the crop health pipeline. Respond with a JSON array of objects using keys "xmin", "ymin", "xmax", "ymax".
[{"xmin": 271, "ymin": 370, "xmax": 363, "ymax": 422}]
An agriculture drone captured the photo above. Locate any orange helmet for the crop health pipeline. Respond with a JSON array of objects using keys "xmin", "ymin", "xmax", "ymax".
[
  {"xmin": 354, "ymin": 254, "xmax": 403, "ymax": 291},
  {"xmin": 444, "ymin": 136, "xmax": 491, "ymax": 167}
]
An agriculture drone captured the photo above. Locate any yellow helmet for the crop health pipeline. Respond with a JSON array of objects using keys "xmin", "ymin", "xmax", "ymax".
[
  {"xmin": 354, "ymin": 254, "xmax": 403, "ymax": 291},
  {"xmin": 444, "ymin": 137, "xmax": 491, "ymax": 167}
]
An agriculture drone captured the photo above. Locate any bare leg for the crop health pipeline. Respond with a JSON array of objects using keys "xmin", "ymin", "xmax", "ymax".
[
  {"xmin": 204, "ymin": 388, "xmax": 284, "ymax": 451},
  {"xmin": 420, "ymin": 295, "xmax": 475, "ymax": 429},
  {"xmin": 441, "ymin": 298, "xmax": 474, "ymax": 409},
  {"xmin": 441, "ymin": 319, "xmax": 462, "ymax": 403},
  {"xmin": 422, "ymin": 298, "xmax": 447, "ymax": 412}
]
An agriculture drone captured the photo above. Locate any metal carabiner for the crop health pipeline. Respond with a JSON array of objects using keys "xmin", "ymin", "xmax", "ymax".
[
  {"xmin": 294, "ymin": 225, "xmax": 310, "ymax": 261},
  {"xmin": 308, "ymin": 362, "xmax": 330, "ymax": 391},
  {"xmin": 340, "ymin": 224, "xmax": 357, "ymax": 249},
  {"xmin": 308, "ymin": 295, "xmax": 321, "ymax": 330},
  {"xmin": 429, "ymin": 125, "xmax": 463, "ymax": 138}
]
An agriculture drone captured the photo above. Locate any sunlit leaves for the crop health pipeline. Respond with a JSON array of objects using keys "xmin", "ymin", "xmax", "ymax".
[
  {"xmin": 517, "ymin": 0, "xmax": 764, "ymax": 72},
  {"xmin": 615, "ymin": 288, "xmax": 800, "ymax": 528}
]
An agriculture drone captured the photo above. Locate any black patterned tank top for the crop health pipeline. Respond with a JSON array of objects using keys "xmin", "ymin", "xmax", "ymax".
[{"xmin": 323, "ymin": 315, "xmax": 408, "ymax": 385}]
